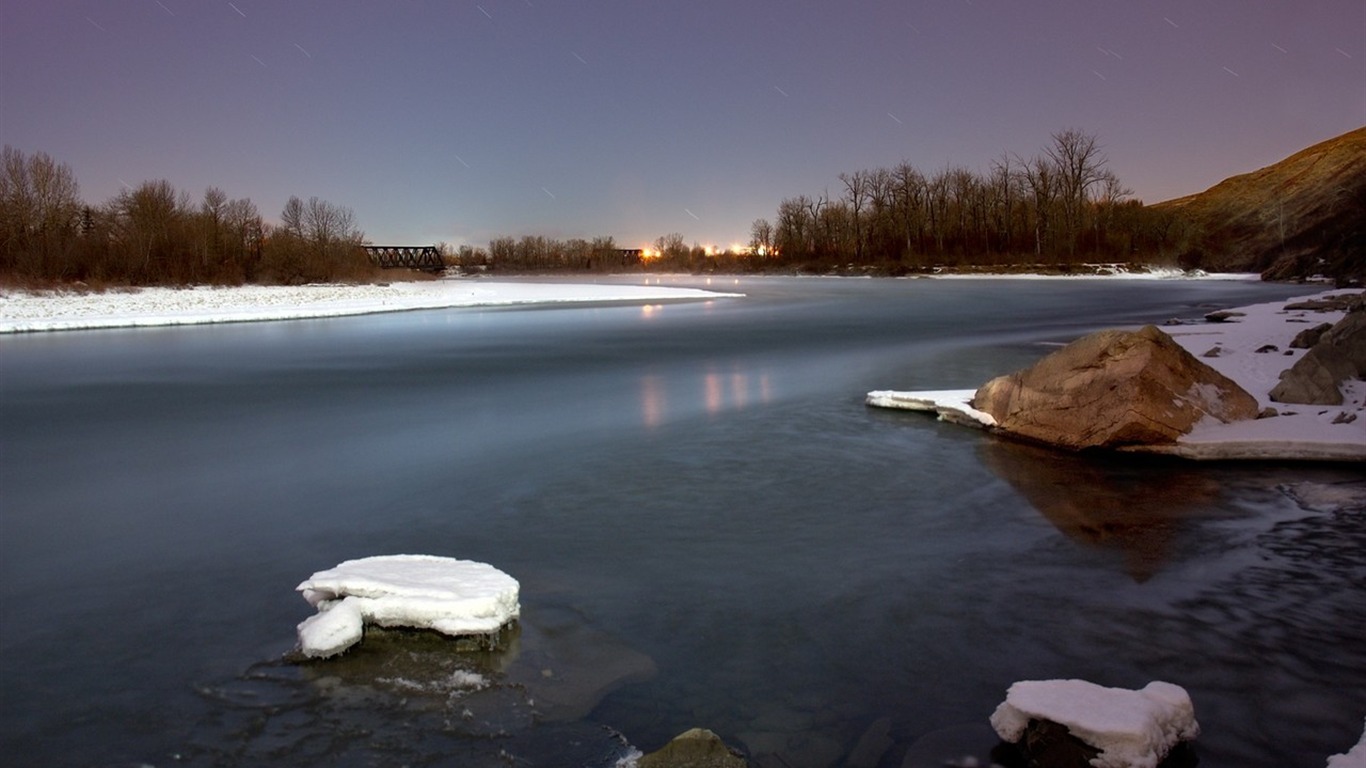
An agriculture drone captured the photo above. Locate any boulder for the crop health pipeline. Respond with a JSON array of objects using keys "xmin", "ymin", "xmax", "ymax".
[
  {"xmin": 1289, "ymin": 322, "xmax": 1334, "ymax": 349},
  {"xmin": 972, "ymin": 325, "xmax": 1259, "ymax": 450},
  {"xmin": 638, "ymin": 728, "xmax": 749, "ymax": 768},
  {"xmin": 1269, "ymin": 309, "xmax": 1366, "ymax": 405}
]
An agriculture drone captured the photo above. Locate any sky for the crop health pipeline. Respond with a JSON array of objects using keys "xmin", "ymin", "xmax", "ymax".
[{"xmin": 2, "ymin": 1, "xmax": 1362, "ymax": 251}]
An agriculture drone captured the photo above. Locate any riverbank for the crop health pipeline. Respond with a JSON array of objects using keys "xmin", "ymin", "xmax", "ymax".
[
  {"xmin": 869, "ymin": 288, "xmax": 1366, "ymax": 461},
  {"xmin": 0, "ymin": 278, "xmax": 743, "ymax": 333}
]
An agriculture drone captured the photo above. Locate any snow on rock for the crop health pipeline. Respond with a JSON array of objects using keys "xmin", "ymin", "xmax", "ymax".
[
  {"xmin": 1329, "ymin": 718, "xmax": 1366, "ymax": 768},
  {"xmin": 295, "ymin": 555, "xmax": 520, "ymax": 659},
  {"xmin": 868, "ymin": 289, "xmax": 1366, "ymax": 461},
  {"xmin": 990, "ymin": 679, "xmax": 1199, "ymax": 768}
]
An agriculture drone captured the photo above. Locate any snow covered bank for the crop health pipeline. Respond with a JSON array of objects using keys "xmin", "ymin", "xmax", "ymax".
[
  {"xmin": 868, "ymin": 289, "xmax": 1365, "ymax": 462},
  {"xmin": 296, "ymin": 555, "xmax": 520, "ymax": 659},
  {"xmin": 990, "ymin": 679, "xmax": 1199, "ymax": 768},
  {"xmin": 929, "ymin": 266, "xmax": 1259, "ymax": 280},
  {"xmin": 0, "ymin": 278, "xmax": 743, "ymax": 333}
]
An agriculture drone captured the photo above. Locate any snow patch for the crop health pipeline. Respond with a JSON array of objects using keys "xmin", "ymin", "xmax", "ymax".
[
  {"xmin": 295, "ymin": 555, "xmax": 520, "ymax": 659},
  {"xmin": 990, "ymin": 679, "xmax": 1199, "ymax": 768}
]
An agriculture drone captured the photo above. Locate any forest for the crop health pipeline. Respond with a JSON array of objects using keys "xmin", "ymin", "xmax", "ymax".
[
  {"xmin": 0, "ymin": 145, "xmax": 374, "ymax": 287},
  {"xmin": 2, "ymin": 131, "xmax": 1201, "ymax": 286}
]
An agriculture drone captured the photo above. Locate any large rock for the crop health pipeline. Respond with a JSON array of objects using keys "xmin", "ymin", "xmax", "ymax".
[
  {"xmin": 972, "ymin": 325, "xmax": 1259, "ymax": 450},
  {"xmin": 1269, "ymin": 307, "xmax": 1366, "ymax": 405}
]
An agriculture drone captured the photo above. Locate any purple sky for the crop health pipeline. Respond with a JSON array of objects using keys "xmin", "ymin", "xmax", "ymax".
[{"xmin": 3, "ymin": 1, "xmax": 1362, "ymax": 250}]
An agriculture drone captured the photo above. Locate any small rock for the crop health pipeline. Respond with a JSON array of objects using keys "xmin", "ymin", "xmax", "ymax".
[
  {"xmin": 1201, "ymin": 346, "xmax": 1221, "ymax": 358},
  {"xmin": 847, "ymin": 717, "xmax": 895, "ymax": 768},
  {"xmin": 1333, "ymin": 411, "xmax": 1358, "ymax": 425},
  {"xmin": 1257, "ymin": 407, "xmax": 1279, "ymax": 419},
  {"xmin": 1255, "ymin": 344, "xmax": 1279, "ymax": 354},
  {"xmin": 1204, "ymin": 309, "xmax": 1245, "ymax": 323},
  {"xmin": 1290, "ymin": 322, "xmax": 1334, "ymax": 349},
  {"xmin": 639, "ymin": 728, "xmax": 748, "ymax": 768}
]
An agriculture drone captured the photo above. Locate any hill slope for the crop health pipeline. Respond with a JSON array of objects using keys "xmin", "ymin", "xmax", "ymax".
[{"xmin": 1155, "ymin": 127, "xmax": 1366, "ymax": 282}]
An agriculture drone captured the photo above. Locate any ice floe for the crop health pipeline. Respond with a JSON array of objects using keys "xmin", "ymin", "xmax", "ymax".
[
  {"xmin": 990, "ymin": 679, "xmax": 1199, "ymax": 768},
  {"xmin": 296, "ymin": 555, "xmax": 520, "ymax": 659}
]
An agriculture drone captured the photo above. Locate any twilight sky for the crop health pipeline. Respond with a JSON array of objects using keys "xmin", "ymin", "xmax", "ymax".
[{"xmin": 2, "ymin": 1, "xmax": 1362, "ymax": 250}]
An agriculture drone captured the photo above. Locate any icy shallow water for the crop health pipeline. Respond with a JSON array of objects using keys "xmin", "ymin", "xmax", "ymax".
[{"xmin": 2, "ymin": 276, "xmax": 1362, "ymax": 767}]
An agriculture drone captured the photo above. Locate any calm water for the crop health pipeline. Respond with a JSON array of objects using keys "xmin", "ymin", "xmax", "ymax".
[{"xmin": 2, "ymin": 276, "xmax": 1362, "ymax": 768}]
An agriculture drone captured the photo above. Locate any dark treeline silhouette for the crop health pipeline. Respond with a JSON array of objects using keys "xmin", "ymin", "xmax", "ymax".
[
  {"xmin": 1, "ymin": 145, "xmax": 376, "ymax": 286},
  {"xmin": 451, "ymin": 235, "xmax": 631, "ymax": 273},
  {"xmin": 469, "ymin": 130, "xmax": 1198, "ymax": 277},
  {"xmin": 746, "ymin": 130, "xmax": 1192, "ymax": 273}
]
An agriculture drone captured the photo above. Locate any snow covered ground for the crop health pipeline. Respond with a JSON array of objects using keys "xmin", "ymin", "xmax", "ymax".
[
  {"xmin": 0, "ymin": 278, "xmax": 743, "ymax": 333},
  {"xmin": 868, "ymin": 288, "xmax": 1365, "ymax": 462}
]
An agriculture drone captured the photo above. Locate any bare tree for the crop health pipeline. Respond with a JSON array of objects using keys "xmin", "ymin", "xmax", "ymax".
[
  {"xmin": 892, "ymin": 162, "xmax": 926, "ymax": 260},
  {"xmin": 839, "ymin": 171, "xmax": 869, "ymax": 262},
  {"xmin": 0, "ymin": 146, "xmax": 82, "ymax": 276},
  {"xmin": 1045, "ymin": 129, "xmax": 1108, "ymax": 257},
  {"xmin": 749, "ymin": 218, "xmax": 774, "ymax": 256}
]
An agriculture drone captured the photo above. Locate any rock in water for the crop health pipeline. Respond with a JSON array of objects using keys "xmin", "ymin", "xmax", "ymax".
[
  {"xmin": 990, "ymin": 679, "xmax": 1199, "ymax": 768},
  {"xmin": 295, "ymin": 555, "xmax": 520, "ymax": 659},
  {"xmin": 1269, "ymin": 307, "xmax": 1366, "ymax": 406},
  {"xmin": 972, "ymin": 325, "xmax": 1259, "ymax": 450},
  {"xmin": 638, "ymin": 728, "xmax": 748, "ymax": 768}
]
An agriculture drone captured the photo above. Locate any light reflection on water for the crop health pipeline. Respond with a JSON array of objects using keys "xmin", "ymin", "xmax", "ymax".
[{"xmin": 1, "ymin": 276, "xmax": 1361, "ymax": 768}]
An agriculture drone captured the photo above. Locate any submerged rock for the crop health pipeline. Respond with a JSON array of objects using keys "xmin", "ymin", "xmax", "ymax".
[
  {"xmin": 638, "ymin": 728, "xmax": 749, "ymax": 768},
  {"xmin": 971, "ymin": 325, "xmax": 1259, "ymax": 450}
]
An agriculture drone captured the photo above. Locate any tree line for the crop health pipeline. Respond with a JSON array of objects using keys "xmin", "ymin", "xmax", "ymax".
[
  {"xmin": 467, "ymin": 130, "xmax": 1199, "ymax": 277},
  {"xmin": 745, "ymin": 129, "xmax": 1195, "ymax": 273},
  {"xmin": 1, "ymin": 145, "xmax": 373, "ymax": 286}
]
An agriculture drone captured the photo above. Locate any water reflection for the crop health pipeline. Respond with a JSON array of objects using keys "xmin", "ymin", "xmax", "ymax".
[
  {"xmin": 639, "ymin": 367, "xmax": 774, "ymax": 428},
  {"xmin": 977, "ymin": 440, "xmax": 1223, "ymax": 581}
]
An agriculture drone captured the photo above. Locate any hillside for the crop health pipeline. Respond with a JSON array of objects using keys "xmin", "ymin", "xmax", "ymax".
[{"xmin": 1154, "ymin": 127, "xmax": 1366, "ymax": 283}]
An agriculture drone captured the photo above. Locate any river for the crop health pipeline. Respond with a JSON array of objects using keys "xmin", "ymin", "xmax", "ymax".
[{"xmin": 2, "ymin": 276, "xmax": 1362, "ymax": 767}]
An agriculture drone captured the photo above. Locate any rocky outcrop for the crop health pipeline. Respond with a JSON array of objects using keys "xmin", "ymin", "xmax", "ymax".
[
  {"xmin": 638, "ymin": 728, "xmax": 748, "ymax": 768},
  {"xmin": 1153, "ymin": 127, "xmax": 1366, "ymax": 283},
  {"xmin": 972, "ymin": 326, "xmax": 1260, "ymax": 450},
  {"xmin": 1269, "ymin": 306, "xmax": 1366, "ymax": 405}
]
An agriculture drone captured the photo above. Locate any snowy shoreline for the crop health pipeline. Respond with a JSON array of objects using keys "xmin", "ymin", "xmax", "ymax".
[
  {"xmin": 0, "ymin": 269, "xmax": 1273, "ymax": 334},
  {"xmin": 0, "ymin": 278, "xmax": 744, "ymax": 334},
  {"xmin": 869, "ymin": 288, "xmax": 1366, "ymax": 462}
]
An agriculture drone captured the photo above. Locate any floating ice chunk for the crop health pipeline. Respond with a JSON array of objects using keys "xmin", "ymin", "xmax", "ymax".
[
  {"xmin": 865, "ymin": 388, "xmax": 997, "ymax": 428},
  {"xmin": 297, "ymin": 596, "xmax": 365, "ymax": 658},
  {"xmin": 295, "ymin": 555, "xmax": 520, "ymax": 659},
  {"xmin": 990, "ymin": 679, "xmax": 1199, "ymax": 768}
]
